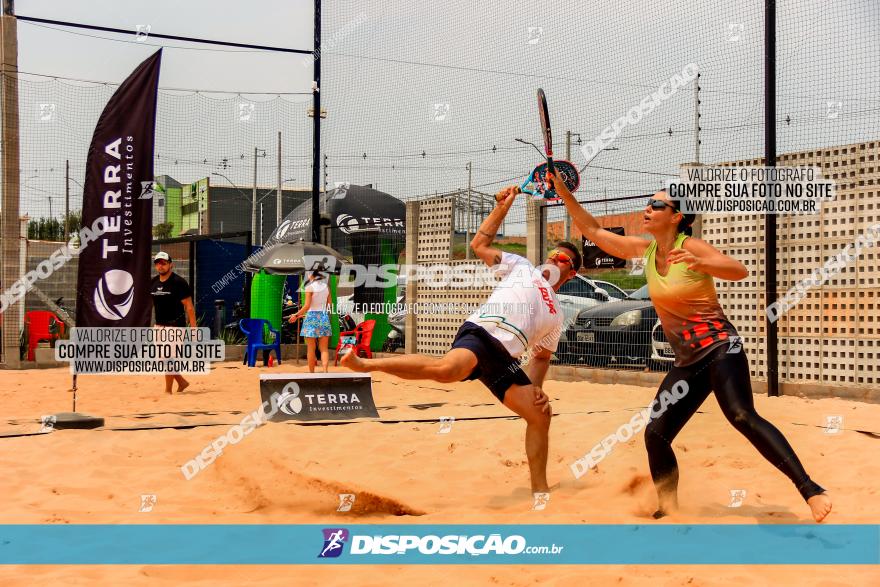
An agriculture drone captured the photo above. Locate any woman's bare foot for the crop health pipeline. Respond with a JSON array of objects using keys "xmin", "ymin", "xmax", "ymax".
[
  {"xmin": 653, "ymin": 495, "xmax": 678, "ymax": 520},
  {"xmin": 807, "ymin": 493, "xmax": 832, "ymax": 522},
  {"xmin": 339, "ymin": 349, "xmax": 366, "ymax": 372}
]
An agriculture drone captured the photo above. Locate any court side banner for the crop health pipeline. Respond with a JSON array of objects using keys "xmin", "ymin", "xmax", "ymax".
[
  {"xmin": 260, "ymin": 373, "xmax": 379, "ymax": 421},
  {"xmin": 75, "ymin": 50, "xmax": 162, "ymax": 327},
  {"xmin": 583, "ymin": 226, "xmax": 626, "ymax": 269}
]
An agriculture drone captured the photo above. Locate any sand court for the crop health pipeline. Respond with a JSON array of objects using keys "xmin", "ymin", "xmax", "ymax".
[{"xmin": 1, "ymin": 363, "xmax": 878, "ymax": 584}]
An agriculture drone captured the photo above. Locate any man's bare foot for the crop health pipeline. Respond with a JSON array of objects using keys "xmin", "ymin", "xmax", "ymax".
[
  {"xmin": 807, "ymin": 493, "xmax": 832, "ymax": 522},
  {"xmin": 339, "ymin": 350, "xmax": 366, "ymax": 372},
  {"xmin": 177, "ymin": 381, "xmax": 190, "ymax": 393}
]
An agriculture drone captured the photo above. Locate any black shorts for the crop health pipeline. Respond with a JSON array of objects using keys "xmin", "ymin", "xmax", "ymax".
[{"xmin": 450, "ymin": 321, "xmax": 532, "ymax": 402}]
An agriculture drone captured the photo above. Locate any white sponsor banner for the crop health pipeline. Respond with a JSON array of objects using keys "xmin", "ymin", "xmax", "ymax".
[{"xmin": 55, "ymin": 327, "xmax": 224, "ymax": 375}]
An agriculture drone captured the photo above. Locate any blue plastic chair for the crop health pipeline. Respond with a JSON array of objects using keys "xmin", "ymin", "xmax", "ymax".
[{"xmin": 239, "ymin": 318, "xmax": 282, "ymax": 368}]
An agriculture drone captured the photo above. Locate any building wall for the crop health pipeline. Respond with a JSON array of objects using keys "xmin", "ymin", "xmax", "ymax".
[
  {"xmin": 155, "ymin": 176, "xmax": 183, "ymax": 236},
  {"xmin": 547, "ymin": 210, "xmax": 649, "ymax": 244},
  {"xmin": 409, "ymin": 195, "xmax": 495, "ymax": 355},
  {"xmin": 164, "ymin": 186, "xmax": 182, "ymax": 235},
  {"xmin": 702, "ymin": 140, "xmax": 880, "ymax": 394},
  {"xmin": 208, "ymin": 186, "xmax": 311, "ymax": 241},
  {"xmin": 179, "ymin": 181, "xmax": 202, "ymax": 234},
  {"xmin": 157, "ymin": 176, "xmax": 313, "ymax": 239},
  {"xmin": 24, "ymin": 240, "xmax": 78, "ymax": 315},
  {"xmin": 152, "ymin": 192, "xmax": 166, "ymax": 226}
]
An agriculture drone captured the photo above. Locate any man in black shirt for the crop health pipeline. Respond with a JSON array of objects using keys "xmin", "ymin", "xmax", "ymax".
[{"xmin": 150, "ymin": 252, "xmax": 197, "ymax": 394}]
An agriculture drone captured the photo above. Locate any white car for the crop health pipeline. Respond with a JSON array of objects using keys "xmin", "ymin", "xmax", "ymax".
[
  {"xmin": 338, "ymin": 273, "xmax": 627, "ymax": 339},
  {"xmin": 650, "ymin": 319, "xmax": 675, "ymax": 366},
  {"xmin": 556, "ymin": 275, "xmax": 627, "ymax": 328}
]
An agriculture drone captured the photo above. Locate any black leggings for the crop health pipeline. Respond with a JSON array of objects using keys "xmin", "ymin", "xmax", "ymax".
[{"xmin": 644, "ymin": 345, "xmax": 824, "ymax": 510}]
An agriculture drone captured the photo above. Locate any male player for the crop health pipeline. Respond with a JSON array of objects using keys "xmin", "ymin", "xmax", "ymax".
[
  {"xmin": 150, "ymin": 252, "xmax": 197, "ymax": 394},
  {"xmin": 342, "ymin": 185, "xmax": 581, "ymax": 494}
]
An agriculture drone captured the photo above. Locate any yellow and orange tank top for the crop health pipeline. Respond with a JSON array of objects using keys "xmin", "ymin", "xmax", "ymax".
[{"xmin": 645, "ymin": 233, "xmax": 738, "ymax": 367}]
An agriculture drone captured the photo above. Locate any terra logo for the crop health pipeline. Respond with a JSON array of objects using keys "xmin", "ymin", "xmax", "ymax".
[
  {"xmin": 318, "ymin": 528, "xmax": 349, "ymax": 558},
  {"xmin": 336, "ymin": 214, "xmax": 361, "ymax": 234},
  {"xmin": 93, "ymin": 269, "xmax": 135, "ymax": 320},
  {"xmin": 277, "ymin": 382, "xmax": 303, "ymax": 415}
]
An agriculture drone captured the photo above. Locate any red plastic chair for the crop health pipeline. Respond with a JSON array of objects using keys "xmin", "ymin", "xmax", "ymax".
[
  {"xmin": 335, "ymin": 319, "xmax": 376, "ymax": 366},
  {"xmin": 25, "ymin": 311, "xmax": 64, "ymax": 361}
]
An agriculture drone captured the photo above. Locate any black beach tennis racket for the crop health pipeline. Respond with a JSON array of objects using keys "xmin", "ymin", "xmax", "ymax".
[{"xmin": 537, "ymin": 88, "xmax": 555, "ymax": 175}]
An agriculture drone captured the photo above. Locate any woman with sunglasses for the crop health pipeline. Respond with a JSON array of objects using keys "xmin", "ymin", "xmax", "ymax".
[{"xmin": 548, "ymin": 173, "xmax": 831, "ymax": 523}]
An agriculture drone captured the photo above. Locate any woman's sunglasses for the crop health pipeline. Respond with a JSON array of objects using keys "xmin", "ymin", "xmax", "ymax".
[{"xmin": 647, "ymin": 198, "xmax": 678, "ymax": 211}]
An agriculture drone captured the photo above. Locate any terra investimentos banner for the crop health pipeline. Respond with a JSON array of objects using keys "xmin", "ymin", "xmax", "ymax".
[{"xmin": 75, "ymin": 50, "xmax": 162, "ymax": 327}]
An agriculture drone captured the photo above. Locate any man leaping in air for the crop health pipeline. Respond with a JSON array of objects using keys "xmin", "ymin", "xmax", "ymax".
[{"xmin": 342, "ymin": 185, "xmax": 582, "ymax": 495}]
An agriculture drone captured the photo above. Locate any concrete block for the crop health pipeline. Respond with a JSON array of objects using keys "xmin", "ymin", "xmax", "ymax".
[{"xmin": 35, "ymin": 346, "xmax": 61, "ymax": 368}]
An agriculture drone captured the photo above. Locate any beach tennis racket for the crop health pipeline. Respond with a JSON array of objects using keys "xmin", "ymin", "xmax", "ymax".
[
  {"xmin": 519, "ymin": 159, "xmax": 580, "ymax": 200},
  {"xmin": 537, "ymin": 88, "xmax": 555, "ymax": 175},
  {"xmin": 496, "ymin": 87, "xmax": 579, "ymax": 203}
]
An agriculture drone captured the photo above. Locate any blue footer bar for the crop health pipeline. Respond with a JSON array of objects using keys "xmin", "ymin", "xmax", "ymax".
[{"xmin": 1, "ymin": 524, "xmax": 878, "ymax": 564}]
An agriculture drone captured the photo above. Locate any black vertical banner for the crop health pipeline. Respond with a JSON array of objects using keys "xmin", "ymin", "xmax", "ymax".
[
  {"xmin": 76, "ymin": 50, "xmax": 162, "ymax": 327},
  {"xmin": 582, "ymin": 226, "xmax": 627, "ymax": 269}
]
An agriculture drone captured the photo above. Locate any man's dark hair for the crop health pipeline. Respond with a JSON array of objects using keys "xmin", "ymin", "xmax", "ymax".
[{"xmin": 555, "ymin": 241, "xmax": 582, "ymax": 272}]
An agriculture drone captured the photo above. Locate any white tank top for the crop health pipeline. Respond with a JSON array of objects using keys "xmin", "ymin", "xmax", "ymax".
[{"xmin": 305, "ymin": 280, "xmax": 329, "ymax": 312}]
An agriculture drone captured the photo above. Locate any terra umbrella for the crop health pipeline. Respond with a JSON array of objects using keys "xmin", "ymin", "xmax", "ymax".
[{"xmin": 242, "ymin": 239, "xmax": 348, "ymax": 275}]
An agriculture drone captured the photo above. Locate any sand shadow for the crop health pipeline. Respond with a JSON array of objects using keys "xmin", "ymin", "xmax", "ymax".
[{"xmin": 697, "ymin": 503, "xmax": 800, "ymax": 522}]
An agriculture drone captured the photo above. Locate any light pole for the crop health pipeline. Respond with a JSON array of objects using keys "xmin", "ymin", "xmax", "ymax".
[
  {"xmin": 579, "ymin": 146, "xmax": 619, "ymax": 172},
  {"xmin": 308, "ymin": 105, "xmax": 327, "ymax": 243},
  {"xmin": 466, "ymin": 161, "xmax": 472, "ymax": 259},
  {"xmin": 256, "ymin": 178, "xmax": 296, "ymax": 243},
  {"xmin": 252, "ymin": 147, "xmax": 267, "ymax": 242},
  {"xmin": 64, "ymin": 159, "xmax": 69, "ymax": 238},
  {"xmin": 210, "ymin": 172, "xmax": 252, "ymax": 202}
]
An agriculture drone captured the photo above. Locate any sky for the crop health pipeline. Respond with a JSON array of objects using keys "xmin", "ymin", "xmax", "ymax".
[
  {"xmin": 8, "ymin": 0, "xmax": 879, "ymax": 233},
  {"xmin": 15, "ymin": 0, "xmax": 314, "ymax": 91}
]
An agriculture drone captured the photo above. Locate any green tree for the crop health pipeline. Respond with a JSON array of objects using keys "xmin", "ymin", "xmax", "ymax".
[
  {"xmin": 153, "ymin": 222, "xmax": 174, "ymax": 239},
  {"xmin": 27, "ymin": 216, "xmax": 67, "ymax": 241},
  {"xmin": 61, "ymin": 210, "xmax": 82, "ymax": 239}
]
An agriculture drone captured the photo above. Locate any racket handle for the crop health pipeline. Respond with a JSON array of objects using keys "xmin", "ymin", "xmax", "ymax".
[
  {"xmin": 495, "ymin": 186, "xmax": 522, "ymax": 202},
  {"xmin": 546, "ymin": 157, "xmax": 556, "ymax": 174}
]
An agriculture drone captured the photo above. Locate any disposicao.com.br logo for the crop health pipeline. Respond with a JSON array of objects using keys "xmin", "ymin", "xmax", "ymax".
[{"xmin": 317, "ymin": 528, "xmax": 564, "ymax": 558}]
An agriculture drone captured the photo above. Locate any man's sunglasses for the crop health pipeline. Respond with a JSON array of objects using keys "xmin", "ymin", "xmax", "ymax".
[
  {"xmin": 647, "ymin": 198, "xmax": 678, "ymax": 211},
  {"xmin": 548, "ymin": 249, "xmax": 573, "ymax": 266}
]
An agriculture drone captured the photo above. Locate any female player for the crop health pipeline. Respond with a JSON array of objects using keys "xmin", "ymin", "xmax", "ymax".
[
  {"xmin": 548, "ymin": 172, "xmax": 832, "ymax": 522},
  {"xmin": 289, "ymin": 270, "xmax": 332, "ymax": 373}
]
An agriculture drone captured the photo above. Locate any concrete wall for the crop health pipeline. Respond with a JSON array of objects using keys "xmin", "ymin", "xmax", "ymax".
[
  {"xmin": 23, "ymin": 240, "xmax": 78, "ymax": 314},
  {"xmin": 701, "ymin": 140, "xmax": 880, "ymax": 391}
]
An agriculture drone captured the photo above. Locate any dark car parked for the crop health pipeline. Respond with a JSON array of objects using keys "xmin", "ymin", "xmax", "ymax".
[{"xmin": 556, "ymin": 285, "xmax": 668, "ymax": 369}]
